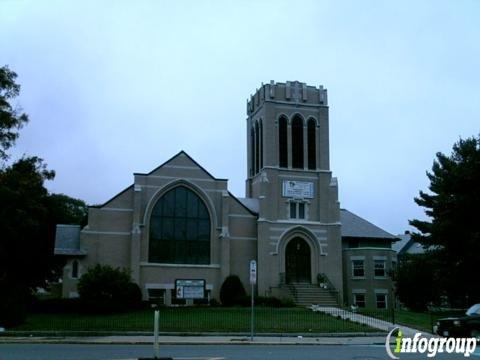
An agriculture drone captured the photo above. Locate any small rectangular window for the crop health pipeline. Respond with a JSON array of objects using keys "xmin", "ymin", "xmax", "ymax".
[
  {"xmin": 374, "ymin": 260, "xmax": 386, "ymax": 277},
  {"xmin": 290, "ymin": 202, "xmax": 297, "ymax": 218},
  {"xmin": 354, "ymin": 293, "xmax": 366, "ymax": 308},
  {"xmin": 298, "ymin": 203, "xmax": 305, "ymax": 219},
  {"xmin": 148, "ymin": 289, "xmax": 166, "ymax": 305},
  {"xmin": 376, "ymin": 294, "xmax": 387, "ymax": 309},
  {"xmin": 352, "ymin": 260, "xmax": 364, "ymax": 277}
]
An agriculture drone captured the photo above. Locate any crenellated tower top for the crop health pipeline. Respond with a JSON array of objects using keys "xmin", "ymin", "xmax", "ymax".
[{"xmin": 247, "ymin": 80, "xmax": 328, "ymax": 116}]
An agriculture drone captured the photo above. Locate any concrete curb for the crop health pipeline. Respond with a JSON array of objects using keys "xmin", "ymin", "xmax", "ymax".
[{"xmin": 0, "ymin": 331, "xmax": 386, "ymax": 338}]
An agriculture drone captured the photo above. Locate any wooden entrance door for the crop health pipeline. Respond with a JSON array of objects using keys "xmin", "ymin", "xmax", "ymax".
[{"xmin": 285, "ymin": 237, "xmax": 311, "ymax": 283}]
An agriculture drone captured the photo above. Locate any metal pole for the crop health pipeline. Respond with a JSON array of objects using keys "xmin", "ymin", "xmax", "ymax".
[
  {"xmin": 250, "ymin": 282, "xmax": 254, "ymax": 341},
  {"xmin": 391, "ymin": 304, "xmax": 395, "ymax": 325},
  {"xmin": 154, "ymin": 310, "xmax": 159, "ymax": 359}
]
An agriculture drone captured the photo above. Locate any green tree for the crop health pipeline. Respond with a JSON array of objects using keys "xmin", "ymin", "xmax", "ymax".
[
  {"xmin": 394, "ymin": 253, "xmax": 441, "ymax": 311},
  {"xmin": 0, "ymin": 156, "xmax": 55, "ymax": 326},
  {"xmin": 0, "ymin": 66, "xmax": 29, "ymax": 161},
  {"xmin": 410, "ymin": 135, "xmax": 480, "ymax": 307},
  {"xmin": 0, "ymin": 159, "xmax": 89, "ymax": 326},
  {"xmin": 0, "ymin": 66, "xmax": 89, "ymax": 326},
  {"xmin": 48, "ymin": 193, "xmax": 88, "ymax": 227}
]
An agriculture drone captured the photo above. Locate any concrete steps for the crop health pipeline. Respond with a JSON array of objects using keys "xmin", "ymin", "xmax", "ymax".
[{"xmin": 284, "ymin": 282, "xmax": 339, "ymax": 307}]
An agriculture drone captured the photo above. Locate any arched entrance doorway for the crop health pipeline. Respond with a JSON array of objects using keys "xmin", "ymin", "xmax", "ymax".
[{"xmin": 285, "ymin": 237, "xmax": 311, "ymax": 283}]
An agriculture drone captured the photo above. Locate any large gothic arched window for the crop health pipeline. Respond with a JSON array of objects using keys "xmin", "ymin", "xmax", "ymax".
[
  {"xmin": 292, "ymin": 115, "xmax": 304, "ymax": 169},
  {"xmin": 149, "ymin": 186, "xmax": 210, "ymax": 264},
  {"xmin": 307, "ymin": 118, "xmax": 316, "ymax": 170},
  {"xmin": 279, "ymin": 116, "xmax": 288, "ymax": 168}
]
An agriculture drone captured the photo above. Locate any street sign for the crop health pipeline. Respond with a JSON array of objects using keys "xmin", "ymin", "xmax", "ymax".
[
  {"xmin": 250, "ymin": 260, "xmax": 257, "ymax": 285},
  {"xmin": 175, "ymin": 279, "xmax": 205, "ymax": 299}
]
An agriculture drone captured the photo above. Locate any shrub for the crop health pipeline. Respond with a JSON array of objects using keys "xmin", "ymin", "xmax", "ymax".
[
  {"xmin": 209, "ymin": 298, "xmax": 220, "ymax": 307},
  {"xmin": 77, "ymin": 264, "xmax": 142, "ymax": 313},
  {"xmin": 255, "ymin": 296, "xmax": 281, "ymax": 307},
  {"xmin": 219, "ymin": 275, "xmax": 247, "ymax": 306},
  {"xmin": 255, "ymin": 296, "xmax": 296, "ymax": 308}
]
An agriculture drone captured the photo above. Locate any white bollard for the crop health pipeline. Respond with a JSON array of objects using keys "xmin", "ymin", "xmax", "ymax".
[{"xmin": 154, "ymin": 310, "xmax": 159, "ymax": 358}]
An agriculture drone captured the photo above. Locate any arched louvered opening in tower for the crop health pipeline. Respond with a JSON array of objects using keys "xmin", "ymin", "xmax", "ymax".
[
  {"xmin": 250, "ymin": 126, "xmax": 255, "ymax": 176},
  {"xmin": 255, "ymin": 121, "xmax": 260, "ymax": 174},
  {"xmin": 259, "ymin": 119, "xmax": 263, "ymax": 169},
  {"xmin": 292, "ymin": 115, "xmax": 304, "ymax": 169},
  {"xmin": 279, "ymin": 116, "xmax": 288, "ymax": 168},
  {"xmin": 307, "ymin": 118, "xmax": 316, "ymax": 170}
]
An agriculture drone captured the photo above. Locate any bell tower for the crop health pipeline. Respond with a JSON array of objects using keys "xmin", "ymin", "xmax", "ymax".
[
  {"xmin": 246, "ymin": 80, "xmax": 329, "ymax": 182},
  {"xmin": 245, "ymin": 80, "xmax": 337, "ymax": 222},
  {"xmin": 245, "ymin": 81, "xmax": 342, "ymax": 301}
]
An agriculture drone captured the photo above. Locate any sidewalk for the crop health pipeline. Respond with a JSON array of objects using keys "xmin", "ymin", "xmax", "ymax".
[{"xmin": 0, "ymin": 334, "xmax": 390, "ymax": 346}]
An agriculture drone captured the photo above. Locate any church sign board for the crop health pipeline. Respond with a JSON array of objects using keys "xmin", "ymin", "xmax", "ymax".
[
  {"xmin": 175, "ymin": 279, "xmax": 205, "ymax": 299},
  {"xmin": 282, "ymin": 181, "xmax": 314, "ymax": 198}
]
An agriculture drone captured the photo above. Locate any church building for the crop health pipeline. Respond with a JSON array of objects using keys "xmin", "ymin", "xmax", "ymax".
[{"xmin": 55, "ymin": 81, "xmax": 397, "ymax": 309}]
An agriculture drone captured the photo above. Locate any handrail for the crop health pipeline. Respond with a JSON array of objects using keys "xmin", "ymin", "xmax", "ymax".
[{"xmin": 318, "ymin": 273, "xmax": 340, "ymax": 305}]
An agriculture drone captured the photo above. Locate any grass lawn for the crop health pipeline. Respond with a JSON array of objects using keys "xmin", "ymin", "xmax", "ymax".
[
  {"xmin": 358, "ymin": 309, "xmax": 467, "ymax": 333},
  {"xmin": 394, "ymin": 310, "xmax": 433, "ymax": 332},
  {"xmin": 13, "ymin": 307, "xmax": 378, "ymax": 334}
]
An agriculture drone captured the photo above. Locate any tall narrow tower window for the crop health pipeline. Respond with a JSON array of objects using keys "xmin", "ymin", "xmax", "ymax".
[
  {"xmin": 279, "ymin": 116, "xmax": 288, "ymax": 168},
  {"xmin": 250, "ymin": 126, "xmax": 255, "ymax": 176},
  {"xmin": 255, "ymin": 121, "xmax": 260, "ymax": 174},
  {"xmin": 307, "ymin": 118, "xmax": 316, "ymax": 170},
  {"xmin": 259, "ymin": 119, "xmax": 263, "ymax": 169},
  {"xmin": 292, "ymin": 116, "xmax": 304, "ymax": 169}
]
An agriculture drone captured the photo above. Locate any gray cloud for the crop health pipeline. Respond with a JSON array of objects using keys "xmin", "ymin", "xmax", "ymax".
[{"xmin": 1, "ymin": 0, "xmax": 479, "ymax": 234}]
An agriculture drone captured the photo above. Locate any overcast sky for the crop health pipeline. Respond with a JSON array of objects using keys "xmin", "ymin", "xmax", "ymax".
[{"xmin": 1, "ymin": 0, "xmax": 479, "ymax": 235}]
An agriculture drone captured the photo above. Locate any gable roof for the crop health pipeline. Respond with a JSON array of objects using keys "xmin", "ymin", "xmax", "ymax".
[
  {"xmin": 392, "ymin": 233, "xmax": 411, "ymax": 253},
  {"xmin": 54, "ymin": 224, "xmax": 86, "ymax": 256},
  {"xmin": 96, "ymin": 151, "xmax": 227, "ymax": 208},
  {"xmin": 340, "ymin": 209, "xmax": 397, "ymax": 240},
  {"xmin": 237, "ymin": 197, "xmax": 260, "ymax": 214},
  {"xmin": 393, "ymin": 233, "xmax": 427, "ymax": 255},
  {"xmin": 135, "ymin": 150, "xmax": 228, "ymax": 181}
]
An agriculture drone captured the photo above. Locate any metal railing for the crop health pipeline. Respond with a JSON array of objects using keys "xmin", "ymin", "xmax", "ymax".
[
  {"xmin": 10, "ymin": 306, "xmax": 389, "ymax": 335},
  {"xmin": 318, "ymin": 273, "xmax": 340, "ymax": 305},
  {"xmin": 8, "ymin": 304, "xmax": 464, "ymax": 335}
]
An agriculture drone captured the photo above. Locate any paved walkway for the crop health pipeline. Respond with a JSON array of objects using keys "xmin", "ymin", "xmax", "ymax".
[{"xmin": 309, "ymin": 306, "xmax": 430, "ymax": 337}]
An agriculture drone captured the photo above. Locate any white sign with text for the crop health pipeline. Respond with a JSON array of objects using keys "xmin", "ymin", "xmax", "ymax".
[
  {"xmin": 282, "ymin": 180, "xmax": 314, "ymax": 198},
  {"xmin": 249, "ymin": 260, "xmax": 257, "ymax": 285}
]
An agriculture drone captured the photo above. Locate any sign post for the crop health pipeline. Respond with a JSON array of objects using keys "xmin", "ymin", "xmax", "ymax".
[
  {"xmin": 138, "ymin": 310, "xmax": 173, "ymax": 360},
  {"xmin": 249, "ymin": 260, "xmax": 257, "ymax": 341}
]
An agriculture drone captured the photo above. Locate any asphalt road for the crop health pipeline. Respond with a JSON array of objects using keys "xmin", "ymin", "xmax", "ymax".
[{"xmin": 0, "ymin": 344, "xmax": 478, "ymax": 360}]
